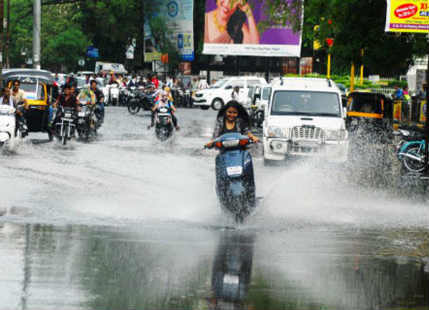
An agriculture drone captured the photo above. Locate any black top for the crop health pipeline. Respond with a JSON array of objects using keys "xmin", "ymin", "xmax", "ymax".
[{"xmin": 58, "ymin": 94, "xmax": 77, "ymax": 109}]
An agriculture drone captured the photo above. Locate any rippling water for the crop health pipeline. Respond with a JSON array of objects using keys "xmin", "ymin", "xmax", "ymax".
[{"xmin": 0, "ymin": 107, "xmax": 428, "ymax": 310}]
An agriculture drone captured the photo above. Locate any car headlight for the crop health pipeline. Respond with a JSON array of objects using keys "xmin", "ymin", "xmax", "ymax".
[
  {"xmin": 325, "ymin": 129, "xmax": 347, "ymax": 141},
  {"xmin": 266, "ymin": 126, "xmax": 289, "ymax": 138}
]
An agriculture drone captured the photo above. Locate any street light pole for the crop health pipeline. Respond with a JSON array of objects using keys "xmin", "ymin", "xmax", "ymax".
[
  {"xmin": 33, "ymin": 0, "xmax": 41, "ymax": 69},
  {"xmin": 0, "ymin": 0, "xmax": 4, "ymax": 73},
  {"xmin": 424, "ymin": 38, "xmax": 429, "ymax": 174},
  {"xmin": 5, "ymin": 0, "xmax": 9, "ymax": 68}
]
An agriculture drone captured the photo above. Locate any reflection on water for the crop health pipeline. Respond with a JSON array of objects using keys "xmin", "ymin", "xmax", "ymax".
[
  {"xmin": 0, "ymin": 223, "xmax": 429, "ymax": 310},
  {"xmin": 210, "ymin": 231, "xmax": 255, "ymax": 309}
]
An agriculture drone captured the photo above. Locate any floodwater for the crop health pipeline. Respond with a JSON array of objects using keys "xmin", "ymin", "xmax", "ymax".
[{"xmin": 1, "ymin": 107, "xmax": 429, "ymax": 310}]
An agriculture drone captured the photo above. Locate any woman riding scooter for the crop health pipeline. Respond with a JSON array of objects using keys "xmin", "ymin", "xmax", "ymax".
[{"xmin": 206, "ymin": 100, "xmax": 259, "ymax": 148}]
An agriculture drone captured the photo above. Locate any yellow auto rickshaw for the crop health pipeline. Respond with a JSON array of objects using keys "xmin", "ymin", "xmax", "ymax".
[
  {"xmin": 1, "ymin": 69, "xmax": 58, "ymax": 140},
  {"xmin": 346, "ymin": 91, "xmax": 394, "ymax": 143}
]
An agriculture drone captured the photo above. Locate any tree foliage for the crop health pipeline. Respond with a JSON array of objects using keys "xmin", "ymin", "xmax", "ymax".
[{"xmin": 302, "ymin": 0, "xmax": 427, "ymax": 75}]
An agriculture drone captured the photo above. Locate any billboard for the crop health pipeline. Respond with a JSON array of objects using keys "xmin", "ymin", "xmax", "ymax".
[
  {"xmin": 385, "ymin": 0, "xmax": 429, "ymax": 33},
  {"xmin": 203, "ymin": 0, "xmax": 302, "ymax": 57},
  {"xmin": 144, "ymin": 0, "xmax": 194, "ymax": 62}
]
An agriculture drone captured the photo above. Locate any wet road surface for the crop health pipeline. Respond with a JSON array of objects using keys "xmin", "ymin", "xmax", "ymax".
[{"xmin": 1, "ymin": 107, "xmax": 429, "ymax": 310}]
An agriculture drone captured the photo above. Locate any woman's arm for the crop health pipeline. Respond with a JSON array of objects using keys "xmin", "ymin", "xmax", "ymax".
[
  {"xmin": 241, "ymin": 4, "xmax": 259, "ymax": 44},
  {"xmin": 247, "ymin": 131, "xmax": 260, "ymax": 143},
  {"xmin": 204, "ymin": 14, "xmax": 209, "ymax": 43},
  {"xmin": 205, "ymin": 11, "xmax": 232, "ymax": 43}
]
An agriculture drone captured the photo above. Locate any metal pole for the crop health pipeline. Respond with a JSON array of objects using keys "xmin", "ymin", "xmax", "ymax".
[
  {"xmin": 33, "ymin": 0, "xmax": 41, "ymax": 69},
  {"xmin": 350, "ymin": 62, "xmax": 355, "ymax": 92},
  {"xmin": 360, "ymin": 48, "xmax": 364, "ymax": 86},
  {"xmin": 327, "ymin": 53, "xmax": 331, "ymax": 79},
  {"xmin": 424, "ymin": 38, "xmax": 429, "ymax": 174},
  {"xmin": 141, "ymin": 0, "xmax": 145, "ymax": 68},
  {"xmin": 5, "ymin": 0, "xmax": 9, "ymax": 68},
  {"xmin": 0, "ymin": 0, "xmax": 4, "ymax": 74}
]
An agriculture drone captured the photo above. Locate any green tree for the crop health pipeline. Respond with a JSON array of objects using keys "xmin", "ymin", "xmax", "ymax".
[{"xmin": 302, "ymin": 0, "xmax": 427, "ymax": 76}]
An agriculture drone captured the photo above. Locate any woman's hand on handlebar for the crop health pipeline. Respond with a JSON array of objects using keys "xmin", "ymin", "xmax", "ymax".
[
  {"xmin": 205, "ymin": 141, "xmax": 214, "ymax": 149},
  {"xmin": 250, "ymin": 136, "xmax": 260, "ymax": 143}
]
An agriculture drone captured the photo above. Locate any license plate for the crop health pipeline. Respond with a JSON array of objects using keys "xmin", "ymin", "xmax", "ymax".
[
  {"xmin": 226, "ymin": 166, "xmax": 243, "ymax": 176},
  {"xmin": 223, "ymin": 274, "xmax": 239, "ymax": 285}
]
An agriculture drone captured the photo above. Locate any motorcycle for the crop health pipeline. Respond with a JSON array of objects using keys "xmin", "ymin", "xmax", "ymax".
[
  {"xmin": 55, "ymin": 107, "xmax": 76, "ymax": 145},
  {"xmin": 248, "ymin": 104, "xmax": 264, "ymax": 129},
  {"xmin": 127, "ymin": 88, "xmax": 155, "ymax": 115},
  {"xmin": 207, "ymin": 132, "xmax": 256, "ymax": 223},
  {"xmin": 119, "ymin": 86, "xmax": 130, "ymax": 106},
  {"xmin": 395, "ymin": 127, "xmax": 426, "ymax": 173},
  {"xmin": 76, "ymin": 101, "xmax": 97, "ymax": 141},
  {"xmin": 107, "ymin": 83, "xmax": 120, "ymax": 106},
  {"xmin": 155, "ymin": 106, "xmax": 174, "ymax": 141},
  {"xmin": 0, "ymin": 105, "xmax": 22, "ymax": 147}
]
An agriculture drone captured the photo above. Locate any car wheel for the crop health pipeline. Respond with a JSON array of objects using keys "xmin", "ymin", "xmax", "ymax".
[
  {"xmin": 200, "ymin": 106, "xmax": 210, "ymax": 110},
  {"xmin": 211, "ymin": 99, "xmax": 223, "ymax": 111}
]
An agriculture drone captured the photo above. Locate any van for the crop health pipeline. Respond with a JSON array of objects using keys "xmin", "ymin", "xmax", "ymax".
[
  {"xmin": 95, "ymin": 62, "xmax": 127, "ymax": 75},
  {"xmin": 193, "ymin": 76, "xmax": 267, "ymax": 110},
  {"xmin": 263, "ymin": 77, "xmax": 349, "ymax": 165}
]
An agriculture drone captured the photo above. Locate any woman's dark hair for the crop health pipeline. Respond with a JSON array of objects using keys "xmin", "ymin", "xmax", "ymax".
[
  {"xmin": 13, "ymin": 79, "xmax": 20, "ymax": 86},
  {"xmin": 227, "ymin": 9, "xmax": 246, "ymax": 43},
  {"xmin": 217, "ymin": 100, "xmax": 250, "ymax": 126}
]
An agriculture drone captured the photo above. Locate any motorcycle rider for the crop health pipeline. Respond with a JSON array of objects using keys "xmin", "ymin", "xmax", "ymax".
[
  {"xmin": 52, "ymin": 84, "xmax": 80, "ymax": 129},
  {"xmin": 205, "ymin": 100, "xmax": 259, "ymax": 148},
  {"xmin": 149, "ymin": 90, "xmax": 179, "ymax": 130},
  {"xmin": 10, "ymin": 80, "xmax": 29, "ymax": 134},
  {"xmin": 90, "ymin": 80, "xmax": 105, "ymax": 123},
  {"xmin": 231, "ymin": 86, "xmax": 241, "ymax": 102},
  {"xmin": 0, "ymin": 87, "xmax": 14, "ymax": 107}
]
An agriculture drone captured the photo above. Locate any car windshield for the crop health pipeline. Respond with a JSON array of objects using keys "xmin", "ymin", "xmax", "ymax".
[
  {"xmin": 20, "ymin": 83, "xmax": 45, "ymax": 100},
  {"xmin": 262, "ymin": 87, "xmax": 271, "ymax": 100},
  {"xmin": 211, "ymin": 79, "xmax": 227, "ymax": 89},
  {"xmin": 349, "ymin": 94, "xmax": 383, "ymax": 114},
  {"xmin": 77, "ymin": 79, "xmax": 86, "ymax": 88},
  {"xmin": 271, "ymin": 91, "xmax": 341, "ymax": 117},
  {"xmin": 96, "ymin": 79, "xmax": 105, "ymax": 87}
]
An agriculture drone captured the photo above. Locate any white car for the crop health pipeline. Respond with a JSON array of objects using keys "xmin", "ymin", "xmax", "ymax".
[
  {"xmin": 193, "ymin": 76, "xmax": 267, "ymax": 110},
  {"xmin": 263, "ymin": 77, "xmax": 349, "ymax": 165}
]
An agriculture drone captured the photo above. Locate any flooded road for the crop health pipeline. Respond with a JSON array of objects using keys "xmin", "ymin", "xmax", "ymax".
[{"xmin": 1, "ymin": 107, "xmax": 429, "ymax": 310}]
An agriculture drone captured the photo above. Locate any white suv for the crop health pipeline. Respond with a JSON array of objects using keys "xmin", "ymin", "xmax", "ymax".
[
  {"xmin": 263, "ymin": 78, "xmax": 348, "ymax": 165},
  {"xmin": 193, "ymin": 76, "xmax": 267, "ymax": 110}
]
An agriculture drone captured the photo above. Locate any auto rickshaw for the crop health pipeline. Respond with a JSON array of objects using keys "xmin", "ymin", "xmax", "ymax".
[
  {"xmin": 1, "ymin": 69, "xmax": 58, "ymax": 140},
  {"xmin": 346, "ymin": 91, "xmax": 394, "ymax": 143}
]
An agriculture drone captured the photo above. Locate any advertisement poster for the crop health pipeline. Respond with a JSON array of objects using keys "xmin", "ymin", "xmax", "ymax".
[
  {"xmin": 144, "ymin": 0, "xmax": 194, "ymax": 62},
  {"xmin": 203, "ymin": 0, "xmax": 302, "ymax": 57},
  {"xmin": 385, "ymin": 0, "xmax": 429, "ymax": 33}
]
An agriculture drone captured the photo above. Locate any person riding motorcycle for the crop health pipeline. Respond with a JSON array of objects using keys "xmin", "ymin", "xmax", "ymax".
[
  {"xmin": 205, "ymin": 100, "xmax": 259, "ymax": 148},
  {"xmin": 52, "ymin": 84, "xmax": 80, "ymax": 130},
  {"xmin": 89, "ymin": 80, "xmax": 105, "ymax": 122},
  {"xmin": 149, "ymin": 90, "xmax": 179, "ymax": 130},
  {"xmin": 10, "ymin": 80, "xmax": 29, "ymax": 134},
  {"xmin": 0, "ymin": 87, "xmax": 14, "ymax": 107}
]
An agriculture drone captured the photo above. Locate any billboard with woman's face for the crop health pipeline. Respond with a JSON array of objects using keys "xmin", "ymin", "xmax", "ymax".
[{"xmin": 203, "ymin": 0, "xmax": 302, "ymax": 57}]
